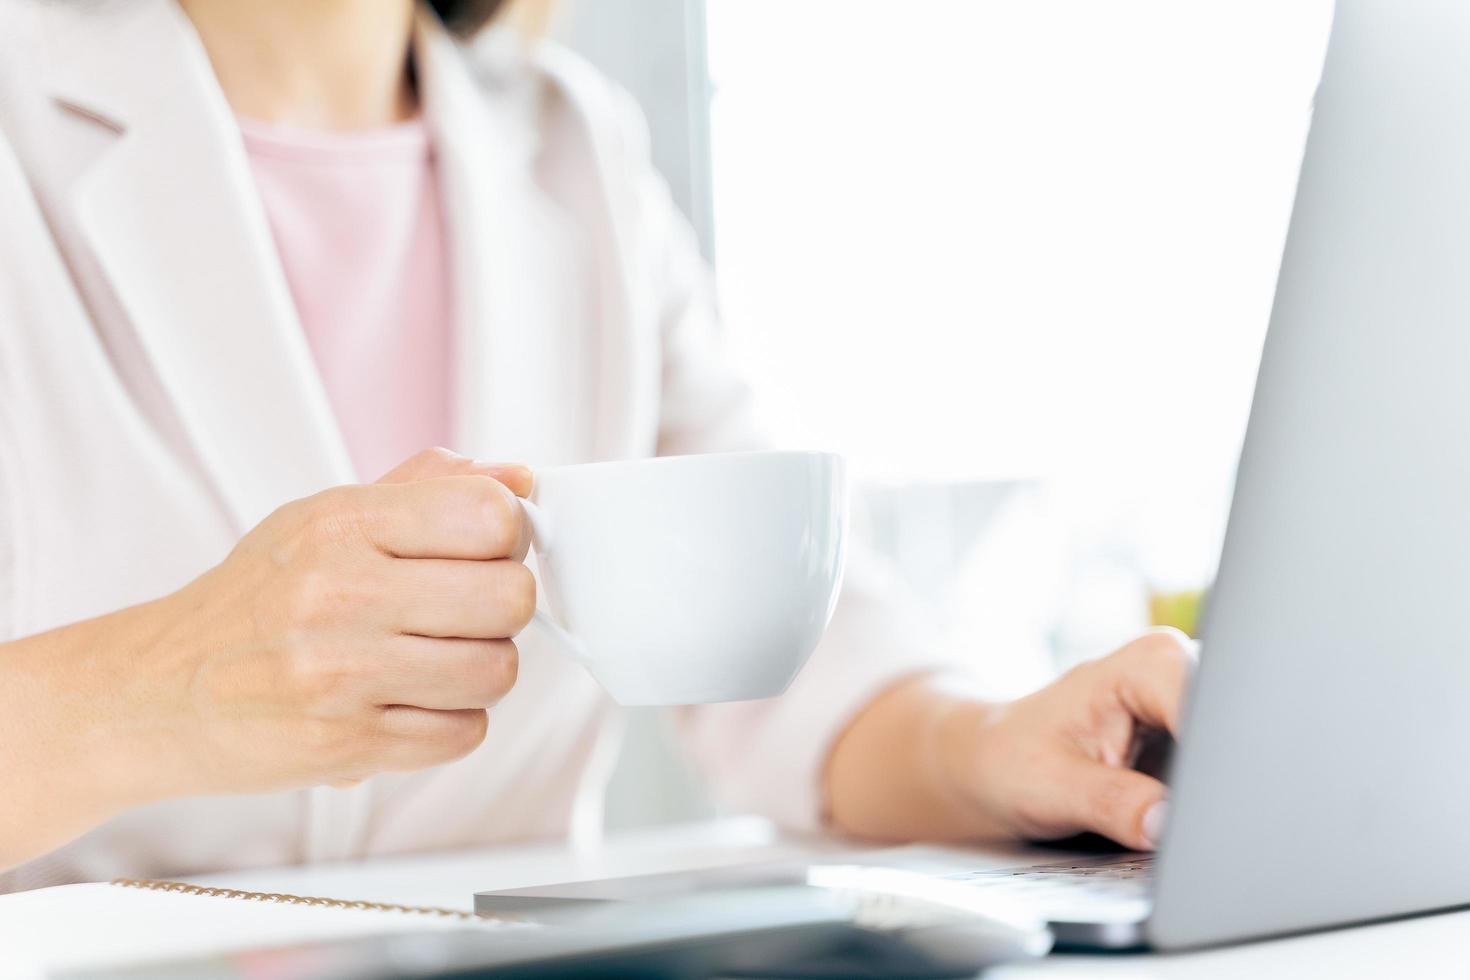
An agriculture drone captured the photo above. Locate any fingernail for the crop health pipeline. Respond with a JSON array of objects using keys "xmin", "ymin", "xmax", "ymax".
[
  {"xmin": 478, "ymin": 462, "xmax": 534, "ymax": 496},
  {"xmin": 1142, "ymin": 800, "xmax": 1169, "ymax": 848},
  {"xmin": 475, "ymin": 460, "xmax": 530, "ymax": 477}
]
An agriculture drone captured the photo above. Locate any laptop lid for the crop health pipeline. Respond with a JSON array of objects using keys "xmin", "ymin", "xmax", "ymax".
[{"xmin": 1148, "ymin": 0, "xmax": 1470, "ymax": 949}]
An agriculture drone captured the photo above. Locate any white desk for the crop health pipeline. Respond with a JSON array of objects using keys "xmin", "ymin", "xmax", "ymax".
[{"xmin": 184, "ymin": 817, "xmax": 1470, "ymax": 978}]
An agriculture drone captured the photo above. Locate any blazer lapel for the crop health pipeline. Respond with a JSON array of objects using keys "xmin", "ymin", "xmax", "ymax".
[
  {"xmin": 417, "ymin": 17, "xmax": 602, "ymax": 467},
  {"xmin": 51, "ymin": 0, "xmax": 354, "ymax": 534}
]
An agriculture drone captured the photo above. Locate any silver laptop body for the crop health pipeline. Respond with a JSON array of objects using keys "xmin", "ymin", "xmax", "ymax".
[{"xmin": 959, "ymin": 0, "xmax": 1470, "ymax": 950}]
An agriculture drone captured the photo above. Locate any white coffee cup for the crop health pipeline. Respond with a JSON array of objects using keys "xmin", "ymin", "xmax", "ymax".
[{"xmin": 521, "ymin": 451, "xmax": 848, "ymax": 705}]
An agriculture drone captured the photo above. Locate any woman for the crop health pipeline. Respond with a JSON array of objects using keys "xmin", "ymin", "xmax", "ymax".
[{"xmin": 0, "ymin": 0, "xmax": 1192, "ymax": 890}]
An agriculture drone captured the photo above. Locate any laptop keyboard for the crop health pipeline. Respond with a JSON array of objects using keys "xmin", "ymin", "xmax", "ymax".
[{"xmin": 938, "ymin": 853, "xmax": 1155, "ymax": 921}]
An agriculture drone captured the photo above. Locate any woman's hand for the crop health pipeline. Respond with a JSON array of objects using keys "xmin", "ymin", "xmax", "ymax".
[
  {"xmin": 826, "ymin": 630, "xmax": 1196, "ymax": 850},
  {"xmin": 157, "ymin": 449, "xmax": 536, "ymax": 795},
  {"xmin": 0, "ymin": 449, "xmax": 534, "ymax": 870}
]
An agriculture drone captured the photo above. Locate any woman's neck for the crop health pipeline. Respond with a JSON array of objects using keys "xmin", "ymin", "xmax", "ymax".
[{"xmin": 178, "ymin": 0, "xmax": 418, "ymax": 128}]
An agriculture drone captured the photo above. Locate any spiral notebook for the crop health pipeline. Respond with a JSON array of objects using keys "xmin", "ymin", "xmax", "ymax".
[{"xmin": 0, "ymin": 878, "xmax": 528, "ymax": 979}]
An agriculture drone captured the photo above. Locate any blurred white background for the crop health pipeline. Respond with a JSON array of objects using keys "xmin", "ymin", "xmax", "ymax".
[{"xmin": 558, "ymin": 0, "xmax": 1335, "ymax": 827}]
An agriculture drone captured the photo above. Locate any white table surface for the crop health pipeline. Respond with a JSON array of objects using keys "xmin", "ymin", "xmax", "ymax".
[{"xmin": 183, "ymin": 817, "xmax": 1470, "ymax": 978}]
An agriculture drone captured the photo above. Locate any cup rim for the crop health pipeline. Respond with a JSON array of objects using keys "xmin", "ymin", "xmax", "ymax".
[{"xmin": 531, "ymin": 449, "xmax": 843, "ymax": 479}]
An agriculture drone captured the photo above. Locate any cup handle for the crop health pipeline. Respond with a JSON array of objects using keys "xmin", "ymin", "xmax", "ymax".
[{"xmin": 520, "ymin": 499, "xmax": 589, "ymax": 662}]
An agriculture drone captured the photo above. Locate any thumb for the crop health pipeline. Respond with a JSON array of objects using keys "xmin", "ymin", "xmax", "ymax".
[
  {"xmin": 376, "ymin": 448, "xmax": 534, "ymax": 498},
  {"xmin": 1058, "ymin": 758, "xmax": 1169, "ymax": 851}
]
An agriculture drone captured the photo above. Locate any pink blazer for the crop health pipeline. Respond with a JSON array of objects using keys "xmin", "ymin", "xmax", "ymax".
[{"xmin": 0, "ymin": 0, "xmax": 953, "ymax": 891}]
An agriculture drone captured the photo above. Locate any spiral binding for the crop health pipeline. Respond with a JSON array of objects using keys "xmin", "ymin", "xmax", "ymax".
[{"xmin": 109, "ymin": 877, "xmax": 506, "ymax": 922}]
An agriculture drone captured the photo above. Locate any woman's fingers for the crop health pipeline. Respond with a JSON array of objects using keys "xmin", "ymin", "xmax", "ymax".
[
  {"xmin": 341, "ymin": 476, "xmax": 531, "ymax": 561},
  {"xmin": 1108, "ymin": 628, "xmax": 1197, "ymax": 738},
  {"xmin": 1054, "ymin": 757, "xmax": 1170, "ymax": 851},
  {"xmin": 376, "ymin": 447, "xmax": 534, "ymax": 498},
  {"xmin": 371, "ymin": 636, "xmax": 519, "ymax": 710},
  {"xmin": 382, "ymin": 557, "xmax": 536, "ymax": 639},
  {"xmin": 940, "ymin": 630, "xmax": 1196, "ymax": 850},
  {"xmin": 1045, "ymin": 630, "xmax": 1191, "ymax": 847},
  {"xmin": 373, "ymin": 705, "xmax": 491, "ymax": 770}
]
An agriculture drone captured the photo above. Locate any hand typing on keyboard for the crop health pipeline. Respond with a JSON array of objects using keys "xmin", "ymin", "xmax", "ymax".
[{"xmin": 826, "ymin": 629, "xmax": 1195, "ymax": 852}]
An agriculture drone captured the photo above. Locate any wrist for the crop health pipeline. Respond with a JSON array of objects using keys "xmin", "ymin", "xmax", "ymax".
[
  {"xmin": 100, "ymin": 588, "xmax": 217, "ymax": 805},
  {"xmin": 825, "ymin": 671, "xmax": 1007, "ymax": 841},
  {"xmin": 0, "ymin": 594, "xmax": 198, "ymax": 869},
  {"xmin": 53, "ymin": 591, "xmax": 207, "ymax": 812},
  {"xmin": 927, "ymin": 689, "xmax": 1007, "ymax": 831}
]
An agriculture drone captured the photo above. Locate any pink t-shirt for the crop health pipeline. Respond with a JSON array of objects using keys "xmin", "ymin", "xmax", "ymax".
[{"xmin": 239, "ymin": 115, "xmax": 453, "ymax": 481}]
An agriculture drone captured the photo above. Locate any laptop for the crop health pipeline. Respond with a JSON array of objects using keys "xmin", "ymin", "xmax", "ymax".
[
  {"xmin": 929, "ymin": 0, "xmax": 1470, "ymax": 949},
  {"xmin": 481, "ymin": 0, "xmax": 1470, "ymax": 954}
]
